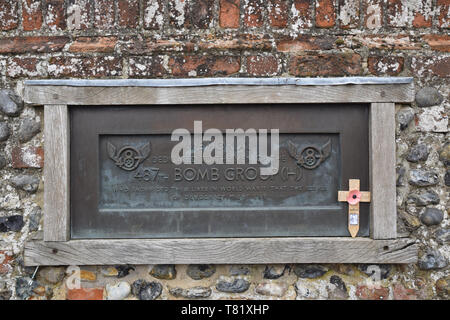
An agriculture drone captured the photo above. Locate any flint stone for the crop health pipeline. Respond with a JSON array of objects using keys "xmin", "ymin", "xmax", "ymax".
[
  {"xmin": 131, "ymin": 280, "xmax": 162, "ymax": 300},
  {"xmin": 15, "ymin": 278, "xmax": 38, "ymax": 300},
  {"xmin": 418, "ymin": 250, "xmax": 447, "ymax": 270},
  {"xmin": 396, "ymin": 166, "xmax": 406, "ymax": 186},
  {"xmin": 358, "ymin": 264, "xmax": 391, "ymax": 280},
  {"xmin": 255, "ymin": 282, "xmax": 288, "ymax": 297},
  {"xmin": 229, "ymin": 265, "xmax": 250, "ymax": 276},
  {"xmin": 445, "ymin": 170, "xmax": 450, "ymax": 187},
  {"xmin": 415, "ymin": 87, "xmax": 444, "ymax": 107},
  {"xmin": 169, "ymin": 286, "xmax": 211, "ymax": 298},
  {"xmin": 0, "ymin": 215, "xmax": 24, "ymax": 232},
  {"xmin": 263, "ymin": 265, "xmax": 286, "ymax": 279},
  {"xmin": 106, "ymin": 282, "xmax": 131, "ymax": 300},
  {"xmin": 408, "ymin": 169, "xmax": 439, "ymax": 187},
  {"xmin": 407, "ymin": 190, "xmax": 440, "ymax": 206},
  {"xmin": 39, "ymin": 267, "xmax": 65, "ymax": 284},
  {"xmin": 0, "ymin": 122, "xmax": 10, "ymax": 141},
  {"xmin": 0, "ymin": 154, "xmax": 6, "ymax": 170},
  {"xmin": 406, "ymin": 144, "xmax": 429, "ymax": 162},
  {"xmin": 216, "ymin": 278, "xmax": 250, "ymax": 293},
  {"xmin": 150, "ymin": 264, "xmax": 176, "ymax": 280},
  {"xmin": 435, "ymin": 229, "xmax": 450, "ymax": 245},
  {"xmin": 0, "ymin": 90, "xmax": 23, "ymax": 117},
  {"xmin": 187, "ymin": 264, "xmax": 216, "ymax": 280},
  {"xmin": 420, "ymin": 208, "xmax": 444, "ymax": 226},
  {"xmin": 114, "ymin": 265, "xmax": 135, "ymax": 278},
  {"xmin": 10, "ymin": 175, "xmax": 40, "ymax": 193},
  {"xmin": 29, "ymin": 207, "xmax": 42, "ymax": 232},
  {"xmin": 18, "ymin": 118, "xmax": 41, "ymax": 143},
  {"xmin": 440, "ymin": 143, "xmax": 450, "ymax": 166},
  {"xmin": 397, "ymin": 107, "xmax": 415, "ymax": 130},
  {"xmin": 293, "ymin": 265, "xmax": 328, "ymax": 279}
]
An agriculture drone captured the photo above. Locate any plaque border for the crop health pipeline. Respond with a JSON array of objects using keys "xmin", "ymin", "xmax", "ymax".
[{"xmin": 23, "ymin": 77, "xmax": 417, "ymax": 265}]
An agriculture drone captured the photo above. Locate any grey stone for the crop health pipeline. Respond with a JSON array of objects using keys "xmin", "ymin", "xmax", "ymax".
[
  {"xmin": 397, "ymin": 107, "xmax": 415, "ymax": 130},
  {"xmin": 420, "ymin": 208, "xmax": 444, "ymax": 226},
  {"xmin": 396, "ymin": 166, "xmax": 406, "ymax": 186},
  {"xmin": 293, "ymin": 265, "xmax": 328, "ymax": 279},
  {"xmin": 440, "ymin": 143, "xmax": 450, "ymax": 167},
  {"xmin": 114, "ymin": 264, "xmax": 135, "ymax": 278},
  {"xmin": 0, "ymin": 122, "xmax": 10, "ymax": 142},
  {"xmin": 0, "ymin": 90, "xmax": 23, "ymax": 117},
  {"xmin": 18, "ymin": 118, "xmax": 41, "ymax": 143},
  {"xmin": 445, "ymin": 170, "xmax": 450, "ymax": 187},
  {"xmin": 187, "ymin": 264, "xmax": 216, "ymax": 280},
  {"xmin": 263, "ymin": 265, "xmax": 286, "ymax": 279},
  {"xmin": 169, "ymin": 286, "xmax": 211, "ymax": 299},
  {"xmin": 106, "ymin": 282, "xmax": 131, "ymax": 300},
  {"xmin": 0, "ymin": 215, "xmax": 24, "ymax": 232},
  {"xmin": 0, "ymin": 290, "xmax": 12, "ymax": 300},
  {"xmin": 29, "ymin": 207, "xmax": 41, "ymax": 232},
  {"xmin": 435, "ymin": 229, "xmax": 450, "ymax": 245},
  {"xmin": 406, "ymin": 144, "xmax": 429, "ymax": 162},
  {"xmin": 358, "ymin": 264, "xmax": 391, "ymax": 280},
  {"xmin": 408, "ymin": 169, "xmax": 439, "ymax": 187},
  {"xmin": 150, "ymin": 264, "xmax": 176, "ymax": 280},
  {"xmin": 10, "ymin": 175, "xmax": 40, "ymax": 193},
  {"xmin": 415, "ymin": 87, "xmax": 444, "ymax": 107},
  {"xmin": 229, "ymin": 265, "xmax": 250, "ymax": 276},
  {"xmin": 131, "ymin": 280, "xmax": 162, "ymax": 300},
  {"xmin": 0, "ymin": 154, "xmax": 6, "ymax": 170},
  {"xmin": 407, "ymin": 190, "xmax": 440, "ymax": 206},
  {"xmin": 38, "ymin": 267, "xmax": 65, "ymax": 284},
  {"xmin": 15, "ymin": 277, "xmax": 38, "ymax": 300},
  {"xmin": 216, "ymin": 278, "xmax": 250, "ymax": 293},
  {"xmin": 418, "ymin": 249, "xmax": 447, "ymax": 270}
]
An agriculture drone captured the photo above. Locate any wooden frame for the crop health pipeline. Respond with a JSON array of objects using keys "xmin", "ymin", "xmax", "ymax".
[{"xmin": 23, "ymin": 77, "xmax": 417, "ymax": 266}]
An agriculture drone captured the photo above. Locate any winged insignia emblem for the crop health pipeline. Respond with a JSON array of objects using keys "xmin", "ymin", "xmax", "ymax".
[
  {"xmin": 286, "ymin": 140, "xmax": 332, "ymax": 170},
  {"xmin": 107, "ymin": 142, "xmax": 151, "ymax": 171}
]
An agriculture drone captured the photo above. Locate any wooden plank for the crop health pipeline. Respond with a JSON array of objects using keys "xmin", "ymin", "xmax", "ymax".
[
  {"xmin": 24, "ymin": 238, "xmax": 417, "ymax": 266},
  {"xmin": 25, "ymin": 83, "xmax": 414, "ymax": 105},
  {"xmin": 44, "ymin": 105, "xmax": 70, "ymax": 241},
  {"xmin": 369, "ymin": 103, "xmax": 397, "ymax": 239}
]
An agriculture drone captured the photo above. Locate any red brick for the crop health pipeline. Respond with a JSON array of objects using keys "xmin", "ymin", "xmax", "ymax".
[
  {"xmin": 411, "ymin": 56, "xmax": 450, "ymax": 78},
  {"xmin": 277, "ymin": 35, "xmax": 336, "ymax": 52},
  {"xmin": 316, "ymin": 0, "xmax": 336, "ymax": 28},
  {"xmin": 118, "ymin": 0, "xmax": 140, "ymax": 28},
  {"xmin": 289, "ymin": 53, "xmax": 361, "ymax": 77},
  {"xmin": 189, "ymin": 0, "xmax": 214, "ymax": 29},
  {"xmin": 244, "ymin": 0, "xmax": 264, "ymax": 28},
  {"xmin": 437, "ymin": 0, "xmax": 450, "ymax": 28},
  {"xmin": 246, "ymin": 56, "xmax": 279, "ymax": 76},
  {"xmin": 292, "ymin": 0, "xmax": 312, "ymax": 29},
  {"xmin": 11, "ymin": 146, "xmax": 44, "ymax": 169},
  {"xmin": 144, "ymin": 0, "xmax": 164, "ymax": 29},
  {"xmin": 387, "ymin": 0, "xmax": 432, "ymax": 28},
  {"xmin": 199, "ymin": 34, "xmax": 272, "ymax": 51},
  {"xmin": 363, "ymin": 0, "xmax": 383, "ymax": 29},
  {"xmin": 0, "ymin": 36, "xmax": 69, "ymax": 54},
  {"xmin": 67, "ymin": 0, "xmax": 92, "ymax": 30},
  {"xmin": 69, "ymin": 37, "xmax": 118, "ymax": 53},
  {"xmin": 354, "ymin": 34, "xmax": 420, "ymax": 50},
  {"xmin": 413, "ymin": 0, "xmax": 433, "ymax": 28},
  {"xmin": 0, "ymin": 251, "xmax": 13, "ymax": 275},
  {"xmin": 356, "ymin": 285, "xmax": 389, "ymax": 300},
  {"xmin": 268, "ymin": 0, "xmax": 288, "ymax": 28},
  {"xmin": 368, "ymin": 56, "xmax": 404, "ymax": 76},
  {"xmin": 0, "ymin": 0, "xmax": 18, "ymax": 30},
  {"xmin": 168, "ymin": 0, "xmax": 188, "ymax": 27},
  {"xmin": 7, "ymin": 57, "xmax": 41, "ymax": 78},
  {"xmin": 22, "ymin": 0, "xmax": 43, "ymax": 31},
  {"xmin": 339, "ymin": 0, "xmax": 360, "ymax": 29},
  {"xmin": 219, "ymin": 0, "xmax": 240, "ymax": 28},
  {"xmin": 423, "ymin": 34, "xmax": 450, "ymax": 52},
  {"xmin": 94, "ymin": 0, "xmax": 115, "ymax": 29},
  {"xmin": 169, "ymin": 56, "xmax": 240, "ymax": 77},
  {"xmin": 45, "ymin": 0, "xmax": 66, "ymax": 31},
  {"xmin": 129, "ymin": 56, "xmax": 168, "ymax": 77},
  {"xmin": 67, "ymin": 288, "xmax": 104, "ymax": 300},
  {"xmin": 48, "ymin": 56, "xmax": 122, "ymax": 78},
  {"xmin": 123, "ymin": 38, "xmax": 193, "ymax": 54},
  {"xmin": 393, "ymin": 284, "xmax": 419, "ymax": 300}
]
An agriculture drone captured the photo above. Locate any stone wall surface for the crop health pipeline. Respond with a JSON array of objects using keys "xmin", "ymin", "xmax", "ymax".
[{"xmin": 0, "ymin": 0, "xmax": 448, "ymax": 300}]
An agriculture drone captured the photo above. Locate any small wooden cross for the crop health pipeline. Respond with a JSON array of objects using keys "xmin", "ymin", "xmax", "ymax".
[{"xmin": 338, "ymin": 179, "xmax": 371, "ymax": 238}]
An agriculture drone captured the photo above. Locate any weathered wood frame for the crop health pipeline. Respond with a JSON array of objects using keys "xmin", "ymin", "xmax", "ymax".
[{"xmin": 23, "ymin": 77, "xmax": 417, "ymax": 266}]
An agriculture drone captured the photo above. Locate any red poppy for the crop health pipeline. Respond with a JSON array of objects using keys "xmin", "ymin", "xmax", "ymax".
[{"xmin": 347, "ymin": 190, "xmax": 361, "ymax": 205}]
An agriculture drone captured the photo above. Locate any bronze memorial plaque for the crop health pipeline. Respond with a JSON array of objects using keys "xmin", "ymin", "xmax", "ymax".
[{"xmin": 71, "ymin": 104, "xmax": 369, "ymax": 238}]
